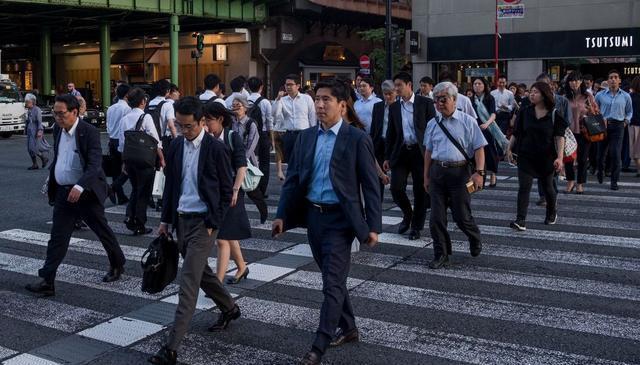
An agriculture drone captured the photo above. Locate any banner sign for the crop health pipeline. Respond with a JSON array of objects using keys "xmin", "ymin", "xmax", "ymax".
[{"xmin": 497, "ymin": 4, "xmax": 525, "ymax": 18}]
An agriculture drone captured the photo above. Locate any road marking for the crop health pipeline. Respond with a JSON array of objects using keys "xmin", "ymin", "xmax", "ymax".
[
  {"xmin": 0, "ymin": 346, "xmax": 17, "ymax": 361},
  {"xmin": 238, "ymin": 297, "xmax": 630, "ymax": 365},
  {"xmin": 78, "ymin": 316, "xmax": 165, "ymax": 347},
  {"xmin": 2, "ymin": 354, "xmax": 62, "ymax": 365}
]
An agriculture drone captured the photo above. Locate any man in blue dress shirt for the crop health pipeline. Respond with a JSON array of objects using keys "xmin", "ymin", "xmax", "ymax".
[
  {"xmin": 595, "ymin": 69, "xmax": 633, "ymax": 190},
  {"xmin": 273, "ymin": 80, "xmax": 382, "ymax": 365}
]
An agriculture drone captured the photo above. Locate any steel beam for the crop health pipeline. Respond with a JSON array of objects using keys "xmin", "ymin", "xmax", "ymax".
[
  {"xmin": 40, "ymin": 27, "xmax": 52, "ymax": 95},
  {"xmin": 99, "ymin": 21, "xmax": 111, "ymax": 109},
  {"xmin": 169, "ymin": 14, "xmax": 179, "ymax": 86}
]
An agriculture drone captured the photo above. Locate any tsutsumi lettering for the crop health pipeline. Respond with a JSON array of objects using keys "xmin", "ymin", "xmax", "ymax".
[{"xmin": 585, "ymin": 35, "xmax": 633, "ymax": 49}]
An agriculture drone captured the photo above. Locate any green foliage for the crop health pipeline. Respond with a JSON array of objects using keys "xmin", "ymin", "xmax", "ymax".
[{"xmin": 358, "ymin": 28, "xmax": 406, "ymax": 87}]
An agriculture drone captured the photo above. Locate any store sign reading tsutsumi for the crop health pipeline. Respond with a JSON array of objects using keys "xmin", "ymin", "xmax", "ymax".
[{"xmin": 585, "ymin": 36, "xmax": 633, "ymax": 49}]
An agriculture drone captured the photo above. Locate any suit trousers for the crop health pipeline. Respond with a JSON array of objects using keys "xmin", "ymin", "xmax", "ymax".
[
  {"xmin": 108, "ymin": 139, "xmax": 128, "ymax": 200},
  {"xmin": 125, "ymin": 163, "xmax": 155, "ymax": 226},
  {"xmin": 306, "ymin": 205, "xmax": 356, "ymax": 354},
  {"xmin": 598, "ymin": 121, "xmax": 625, "ymax": 185},
  {"xmin": 166, "ymin": 216, "xmax": 235, "ymax": 351},
  {"xmin": 282, "ymin": 130, "xmax": 300, "ymax": 164},
  {"xmin": 429, "ymin": 165, "xmax": 482, "ymax": 259},
  {"xmin": 39, "ymin": 186, "xmax": 125, "ymax": 283},
  {"xmin": 257, "ymin": 131, "xmax": 271, "ymax": 195},
  {"xmin": 390, "ymin": 145, "xmax": 429, "ymax": 230}
]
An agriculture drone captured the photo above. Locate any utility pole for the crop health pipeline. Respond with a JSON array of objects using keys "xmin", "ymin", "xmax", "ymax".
[{"xmin": 385, "ymin": 0, "xmax": 392, "ymax": 80}]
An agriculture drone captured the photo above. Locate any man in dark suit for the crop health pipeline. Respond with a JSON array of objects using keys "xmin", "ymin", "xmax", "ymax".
[
  {"xmin": 369, "ymin": 80, "xmax": 397, "ymax": 201},
  {"xmin": 272, "ymin": 80, "xmax": 382, "ymax": 365},
  {"xmin": 383, "ymin": 72, "xmax": 437, "ymax": 240},
  {"xmin": 25, "ymin": 95, "xmax": 126, "ymax": 297},
  {"xmin": 149, "ymin": 97, "xmax": 239, "ymax": 365}
]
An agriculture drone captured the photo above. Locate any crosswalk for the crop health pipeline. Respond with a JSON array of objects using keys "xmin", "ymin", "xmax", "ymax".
[{"xmin": 1, "ymin": 165, "xmax": 639, "ymax": 364}]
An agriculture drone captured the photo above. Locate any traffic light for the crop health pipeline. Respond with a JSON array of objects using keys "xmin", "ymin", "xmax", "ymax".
[{"xmin": 192, "ymin": 32, "xmax": 205, "ymax": 52}]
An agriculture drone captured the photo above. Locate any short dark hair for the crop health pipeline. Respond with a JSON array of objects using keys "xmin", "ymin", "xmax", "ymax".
[
  {"xmin": 608, "ymin": 69, "xmax": 620, "ymax": 78},
  {"xmin": 582, "ymin": 74, "xmax": 593, "ymax": 82},
  {"xmin": 151, "ymin": 79, "xmax": 170, "ymax": 98},
  {"xmin": 247, "ymin": 77, "xmax": 263, "ymax": 93},
  {"xmin": 203, "ymin": 99, "xmax": 233, "ymax": 128},
  {"xmin": 314, "ymin": 79, "xmax": 349, "ymax": 102},
  {"xmin": 126, "ymin": 87, "xmax": 146, "ymax": 108},
  {"xmin": 531, "ymin": 81, "xmax": 555, "ymax": 111},
  {"xmin": 498, "ymin": 75, "xmax": 507, "ymax": 81},
  {"xmin": 360, "ymin": 77, "xmax": 375, "ymax": 87},
  {"xmin": 419, "ymin": 76, "xmax": 434, "ymax": 85},
  {"xmin": 115, "ymin": 84, "xmax": 130, "ymax": 100},
  {"xmin": 393, "ymin": 72, "xmax": 412, "ymax": 84},
  {"xmin": 535, "ymin": 73, "xmax": 551, "ymax": 82},
  {"xmin": 169, "ymin": 83, "xmax": 179, "ymax": 93},
  {"xmin": 174, "ymin": 96, "xmax": 204, "ymax": 122},
  {"xmin": 284, "ymin": 74, "xmax": 300, "ymax": 85},
  {"xmin": 204, "ymin": 74, "xmax": 221, "ymax": 90},
  {"xmin": 438, "ymin": 71, "xmax": 456, "ymax": 82},
  {"xmin": 54, "ymin": 94, "xmax": 80, "ymax": 113},
  {"xmin": 230, "ymin": 76, "xmax": 245, "ymax": 93}
]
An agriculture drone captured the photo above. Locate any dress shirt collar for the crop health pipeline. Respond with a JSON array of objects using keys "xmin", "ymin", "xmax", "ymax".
[
  {"xmin": 318, "ymin": 119, "xmax": 343, "ymax": 136},
  {"xmin": 249, "ymin": 92, "xmax": 262, "ymax": 99},
  {"xmin": 401, "ymin": 93, "xmax": 415, "ymax": 105},
  {"xmin": 286, "ymin": 92, "xmax": 300, "ymax": 101},
  {"xmin": 361, "ymin": 93, "xmax": 376, "ymax": 102},
  {"xmin": 237, "ymin": 115, "xmax": 249, "ymax": 125},
  {"xmin": 117, "ymin": 99, "xmax": 128, "ymax": 106},
  {"xmin": 605, "ymin": 88, "xmax": 622, "ymax": 97},
  {"xmin": 63, "ymin": 118, "xmax": 80, "ymax": 136},
  {"xmin": 151, "ymin": 96, "xmax": 165, "ymax": 104},
  {"xmin": 441, "ymin": 109, "xmax": 462, "ymax": 122},
  {"xmin": 185, "ymin": 127, "xmax": 205, "ymax": 149}
]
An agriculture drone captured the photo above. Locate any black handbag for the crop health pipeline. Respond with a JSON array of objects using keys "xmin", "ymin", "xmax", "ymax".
[
  {"xmin": 141, "ymin": 234, "xmax": 179, "ymax": 294},
  {"xmin": 582, "ymin": 113, "xmax": 607, "ymax": 142},
  {"xmin": 123, "ymin": 114, "xmax": 158, "ymax": 169}
]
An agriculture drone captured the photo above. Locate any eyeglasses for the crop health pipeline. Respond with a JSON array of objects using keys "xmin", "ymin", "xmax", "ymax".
[
  {"xmin": 435, "ymin": 96, "xmax": 450, "ymax": 104},
  {"xmin": 175, "ymin": 123, "xmax": 196, "ymax": 130},
  {"xmin": 53, "ymin": 110, "xmax": 69, "ymax": 117}
]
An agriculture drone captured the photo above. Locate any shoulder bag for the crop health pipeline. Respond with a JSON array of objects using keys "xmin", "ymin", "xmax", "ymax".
[
  {"xmin": 582, "ymin": 97, "xmax": 607, "ymax": 143},
  {"xmin": 434, "ymin": 117, "xmax": 478, "ymax": 194},
  {"xmin": 123, "ymin": 114, "xmax": 158, "ymax": 169},
  {"xmin": 228, "ymin": 129, "xmax": 263, "ymax": 192}
]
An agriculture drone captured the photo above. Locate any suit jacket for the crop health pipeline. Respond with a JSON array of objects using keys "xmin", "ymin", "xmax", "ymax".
[
  {"xmin": 161, "ymin": 133, "xmax": 233, "ymax": 230},
  {"xmin": 369, "ymin": 101, "xmax": 386, "ymax": 165},
  {"xmin": 384, "ymin": 94, "xmax": 436, "ymax": 168},
  {"xmin": 48, "ymin": 120, "xmax": 109, "ymax": 203},
  {"xmin": 275, "ymin": 122, "xmax": 382, "ymax": 243}
]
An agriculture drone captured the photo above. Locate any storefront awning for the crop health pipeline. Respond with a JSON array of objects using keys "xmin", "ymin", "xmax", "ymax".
[{"xmin": 111, "ymin": 48, "xmax": 157, "ymax": 64}]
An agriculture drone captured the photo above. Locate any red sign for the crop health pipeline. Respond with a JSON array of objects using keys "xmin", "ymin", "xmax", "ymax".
[{"xmin": 359, "ymin": 55, "xmax": 370, "ymax": 69}]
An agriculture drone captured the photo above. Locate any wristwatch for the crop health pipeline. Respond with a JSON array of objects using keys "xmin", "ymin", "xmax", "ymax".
[{"xmin": 475, "ymin": 169, "xmax": 486, "ymax": 176}]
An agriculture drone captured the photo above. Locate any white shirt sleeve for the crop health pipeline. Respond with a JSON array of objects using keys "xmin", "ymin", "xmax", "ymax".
[
  {"xmin": 143, "ymin": 115, "xmax": 162, "ymax": 148},
  {"xmin": 307, "ymin": 94, "xmax": 317, "ymax": 127}
]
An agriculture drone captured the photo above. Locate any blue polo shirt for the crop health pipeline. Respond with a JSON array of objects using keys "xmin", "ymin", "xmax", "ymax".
[{"xmin": 307, "ymin": 120, "xmax": 343, "ymax": 204}]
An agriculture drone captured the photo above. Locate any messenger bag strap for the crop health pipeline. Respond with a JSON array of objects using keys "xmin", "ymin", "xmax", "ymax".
[{"xmin": 435, "ymin": 116, "xmax": 473, "ymax": 163}]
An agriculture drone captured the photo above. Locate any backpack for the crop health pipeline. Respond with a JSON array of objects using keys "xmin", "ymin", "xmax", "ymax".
[
  {"xmin": 247, "ymin": 96, "xmax": 265, "ymax": 133},
  {"xmin": 201, "ymin": 95, "xmax": 223, "ymax": 105},
  {"xmin": 227, "ymin": 128, "xmax": 263, "ymax": 192},
  {"xmin": 122, "ymin": 114, "xmax": 158, "ymax": 169},
  {"xmin": 145, "ymin": 100, "xmax": 166, "ymax": 138},
  {"xmin": 141, "ymin": 234, "xmax": 179, "ymax": 294}
]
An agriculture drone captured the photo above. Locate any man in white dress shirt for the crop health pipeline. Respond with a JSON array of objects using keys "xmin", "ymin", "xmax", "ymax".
[
  {"xmin": 273, "ymin": 73, "xmax": 316, "ymax": 163},
  {"xmin": 25, "ymin": 95, "xmax": 126, "ymax": 297},
  {"xmin": 490, "ymin": 75, "xmax": 517, "ymax": 134},
  {"xmin": 199, "ymin": 74, "xmax": 226, "ymax": 105},
  {"xmin": 354, "ymin": 77, "xmax": 382, "ymax": 133},
  {"xmin": 106, "ymin": 83, "xmax": 131, "ymax": 205},
  {"xmin": 224, "ymin": 76, "xmax": 250, "ymax": 109},
  {"xmin": 248, "ymin": 76, "xmax": 274, "ymax": 196}
]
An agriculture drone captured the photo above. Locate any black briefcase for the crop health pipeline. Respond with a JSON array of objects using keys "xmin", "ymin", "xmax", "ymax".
[
  {"xmin": 141, "ymin": 234, "xmax": 179, "ymax": 294},
  {"xmin": 123, "ymin": 114, "xmax": 158, "ymax": 169}
]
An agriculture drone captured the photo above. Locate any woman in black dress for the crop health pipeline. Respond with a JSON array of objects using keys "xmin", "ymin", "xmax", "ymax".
[
  {"xmin": 471, "ymin": 77, "xmax": 499, "ymax": 187},
  {"xmin": 203, "ymin": 102, "xmax": 251, "ymax": 285},
  {"xmin": 507, "ymin": 81, "xmax": 566, "ymax": 231}
]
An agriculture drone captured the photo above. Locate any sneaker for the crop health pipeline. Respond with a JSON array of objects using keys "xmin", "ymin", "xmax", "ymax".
[
  {"xmin": 535, "ymin": 197, "xmax": 546, "ymax": 207},
  {"xmin": 544, "ymin": 212, "xmax": 557, "ymax": 225},
  {"xmin": 510, "ymin": 220, "xmax": 526, "ymax": 231}
]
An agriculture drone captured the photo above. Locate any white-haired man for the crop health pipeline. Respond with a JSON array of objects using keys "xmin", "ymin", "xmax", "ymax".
[{"xmin": 423, "ymin": 81, "xmax": 487, "ymax": 269}]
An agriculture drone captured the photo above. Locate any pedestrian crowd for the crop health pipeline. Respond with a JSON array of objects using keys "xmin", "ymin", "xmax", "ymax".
[{"xmin": 22, "ymin": 67, "xmax": 639, "ymax": 365}]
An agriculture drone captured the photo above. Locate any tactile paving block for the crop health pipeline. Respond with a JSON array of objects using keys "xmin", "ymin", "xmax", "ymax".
[{"xmin": 77, "ymin": 317, "xmax": 165, "ymax": 347}]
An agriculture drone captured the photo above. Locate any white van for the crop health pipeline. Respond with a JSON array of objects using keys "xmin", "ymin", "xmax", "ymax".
[{"xmin": 0, "ymin": 74, "xmax": 26, "ymax": 138}]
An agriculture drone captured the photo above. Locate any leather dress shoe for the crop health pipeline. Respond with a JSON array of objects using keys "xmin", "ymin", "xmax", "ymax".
[
  {"xmin": 103, "ymin": 266, "xmax": 124, "ymax": 282},
  {"xmin": 117, "ymin": 196, "xmax": 130, "ymax": 205},
  {"xmin": 208, "ymin": 305, "xmax": 241, "ymax": 331},
  {"xmin": 408, "ymin": 229, "xmax": 420, "ymax": 240},
  {"xmin": 470, "ymin": 241, "xmax": 482, "ymax": 257},
  {"xmin": 133, "ymin": 227, "xmax": 153, "ymax": 236},
  {"xmin": 148, "ymin": 345, "xmax": 177, "ymax": 365},
  {"xmin": 330, "ymin": 328, "xmax": 359, "ymax": 347},
  {"xmin": 397, "ymin": 215, "xmax": 412, "ymax": 234},
  {"xmin": 299, "ymin": 350, "xmax": 321, "ymax": 365},
  {"xmin": 429, "ymin": 255, "xmax": 449, "ymax": 269},
  {"xmin": 107, "ymin": 186, "xmax": 117, "ymax": 205},
  {"xmin": 25, "ymin": 279, "xmax": 55, "ymax": 297},
  {"xmin": 611, "ymin": 183, "xmax": 619, "ymax": 191},
  {"xmin": 597, "ymin": 172, "xmax": 604, "ymax": 184}
]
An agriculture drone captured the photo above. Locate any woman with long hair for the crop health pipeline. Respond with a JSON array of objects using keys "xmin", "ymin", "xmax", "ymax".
[
  {"xmin": 507, "ymin": 82, "xmax": 565, "ymax": 231},
  {"xmin": 203, "ymin": 102, "xmax": 251, "ymax": 284},
  {"xmin": 471, "ymin": 77, "xmax": 500, "ymax": 187},
  {"xmin": 563, "ymin": 71, "xmax": 599, "ymax": 193}
]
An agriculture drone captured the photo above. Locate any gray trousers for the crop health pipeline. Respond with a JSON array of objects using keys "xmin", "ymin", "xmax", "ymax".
[{"xmin": 166, "ymin": 216, "xmax": 235, "ymax": 350}]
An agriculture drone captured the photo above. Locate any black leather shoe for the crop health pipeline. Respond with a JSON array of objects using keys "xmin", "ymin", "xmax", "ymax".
[
  {"xmin": 397, "ymin": 215, "xmax": 412, "ymax": 234},
  {"xmin": 25, "ymin": 279, "xmax": 55, "ymax": 297},
  {"xmin": 133, "ymin": 227, "xmax": 152, "ymax": 236},
  {"xmin": 330, "ymin": 328, "xmax": 359, "ymax": 347},
  {"xmin": 408, "ymin": 229, "xmax": 420, "ymax": 240},
  {"xmin": 103, "ymin": 266, "xmax": 124, "ymax": 282},
  {"xmin": 208, "ymin": 305, "xmax": 241, "ymax": 331},
  {"xmin": 148, "ymin": 345, "xmax": 177, "ymax": 365},
  {"xmin": 611, "ymin": 183, "xmax": 619, "ymax": 191},
  {"xmin": 299, "ymin": 351, "xmax": 321, "ymax": 365},
  {"xmin": 597, "ymin": 172, "xmax": 604, "ymax": 184},
  {"xmin": 117, "ymin": 196, "xmax": 130, "ymax": 205},
  {"xmin": 108, "ymin": 185, "xmax": 117, "ymax": 205},
  {"xmin": 74, "ymin": 220, "xmax": 87, "ymax": 230},
  {"xmin": 428, "ymin": 256, "xmax": 449, "ymax": 269},
  {"xmin": 470, "ymin": 241, "xmax": 482, "ymax": 257}
]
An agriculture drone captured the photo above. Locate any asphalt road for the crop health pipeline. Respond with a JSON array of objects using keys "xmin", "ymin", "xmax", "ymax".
[{"xmin": 0, "ymin": 131, "xmax": 639, "ymax": 365}]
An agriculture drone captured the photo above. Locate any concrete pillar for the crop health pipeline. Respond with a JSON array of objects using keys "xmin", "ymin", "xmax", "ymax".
[
  {"xmin": 40, "ymin": 28, "xmax": 52, "ymax": 95},
  {"xmin": 99, "ymin": 22, "xmax": 111, "ymax": 108},
  {"xmin": 170, "ymin": 14, "xmax": 180, "ymax": 85}
]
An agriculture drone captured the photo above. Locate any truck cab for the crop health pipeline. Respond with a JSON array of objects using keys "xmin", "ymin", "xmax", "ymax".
[{"xmin": 0, "ymin": 74, "xmax": 26, "ymax": 138}]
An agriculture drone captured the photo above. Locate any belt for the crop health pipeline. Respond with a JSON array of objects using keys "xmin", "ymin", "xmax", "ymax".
[
  {"xmin": 403, "ymin": 143, "xmax": 418, "ymax": 150},
  {"xmin": 608, "ymin": 119, "xmax": 624, "ymax": 123},
  {"xmin": 178, "ymin": 212, "xmax": 207, "ymax": 219},
  {"xmin": 307, "ymin": 200, "xmax": 341, "ymax": 213},
  {"xmin": 433, "ymin": 160, "xmax": 468, "ymax": 168}
]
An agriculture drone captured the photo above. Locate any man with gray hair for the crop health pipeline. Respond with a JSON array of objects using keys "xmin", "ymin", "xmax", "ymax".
[
  {"xmin": 423, "ymin": 81, "xmax": 487, "ymax": 269},
  {"xmin": 370, "ymin": 80, "xmax": 397, "ymax": 200}
]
